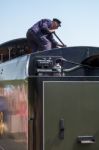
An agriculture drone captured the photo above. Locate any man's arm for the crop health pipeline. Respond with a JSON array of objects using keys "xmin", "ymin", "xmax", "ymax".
[{"xmin": 47, "ymin": 34, "xmax": 67, "ymax": 48}]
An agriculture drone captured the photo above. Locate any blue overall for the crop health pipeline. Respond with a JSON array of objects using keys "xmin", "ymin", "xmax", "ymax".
[{"xmin": 26, "ymin": 19, "xmax": 58, "ymax": 52}]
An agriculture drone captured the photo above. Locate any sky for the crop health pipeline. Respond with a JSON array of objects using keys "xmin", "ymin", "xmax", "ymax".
[{"xmin": 0, "ymin": 0, "xmax": 99, "ymax": 47}]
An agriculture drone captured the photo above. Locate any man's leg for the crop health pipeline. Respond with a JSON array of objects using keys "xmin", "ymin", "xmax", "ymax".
[
  {"xmin": 39, "ymin": 36, "xmax": 52, "ymax": 50},
  {"xmin": 26, "ymin": 30, "xmax": 39, "ymax": 52},
  {"xmin": 26, "ymin": 30, "xmax": 52, "ymax": 51}
]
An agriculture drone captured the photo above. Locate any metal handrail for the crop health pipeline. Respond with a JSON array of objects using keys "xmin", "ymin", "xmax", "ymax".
[{"xmin": 0, "ymin": 54, "xmax": 3, "ymax": 62}]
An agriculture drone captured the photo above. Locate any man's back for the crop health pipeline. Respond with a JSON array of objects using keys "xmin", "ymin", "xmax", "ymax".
[{"xmin": 30, "ymin": 19, "xmax": 52, "ymax": 35}]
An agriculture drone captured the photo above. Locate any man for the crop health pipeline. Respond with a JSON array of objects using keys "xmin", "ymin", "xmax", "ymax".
[{"xmin": 26, "ymin": 18, "xmax": 65, "ymax": 52}]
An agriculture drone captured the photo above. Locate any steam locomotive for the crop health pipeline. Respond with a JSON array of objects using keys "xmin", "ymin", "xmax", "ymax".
[{"xmin": 0, "ymin": 38, "xmax": 99, "ymax": 150}]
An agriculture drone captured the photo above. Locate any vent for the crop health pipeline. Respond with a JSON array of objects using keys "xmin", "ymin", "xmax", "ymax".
[{"xmin": 81, "ymin": 55, "xmax": 99, "ymax": 67}]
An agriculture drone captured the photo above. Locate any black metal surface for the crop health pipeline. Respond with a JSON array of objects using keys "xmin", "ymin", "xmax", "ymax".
[
  {"xmin": 29, "ymin": 46, "xmax": 99, "ymax": 76},
  {"xmin": 0, "ymin": 46, "xmax": 99, "ymax": 80}
]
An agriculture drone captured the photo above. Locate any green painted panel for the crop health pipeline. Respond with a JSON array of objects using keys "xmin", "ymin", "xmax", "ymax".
[{"xmin": 44, "ymin": 82, "xmax": 99, "ymax": 150}]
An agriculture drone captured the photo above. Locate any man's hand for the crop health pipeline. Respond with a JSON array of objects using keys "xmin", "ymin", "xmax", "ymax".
[
  {"xmin": 57, "ymin": 44, "xmax": 67, "ymax": 48},
  {"xmin": 48, "ymin": 29, "xmax": 56, "ymax": 33}
]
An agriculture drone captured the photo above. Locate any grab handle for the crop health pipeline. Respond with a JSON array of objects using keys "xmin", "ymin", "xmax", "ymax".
[
  {"xmin": 77, "ymin": 136, "xmax": 95, "ymax": 144},
  {"xmin": 59, "ymin": 118, "xmax": 65, "ymax": 139}
]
